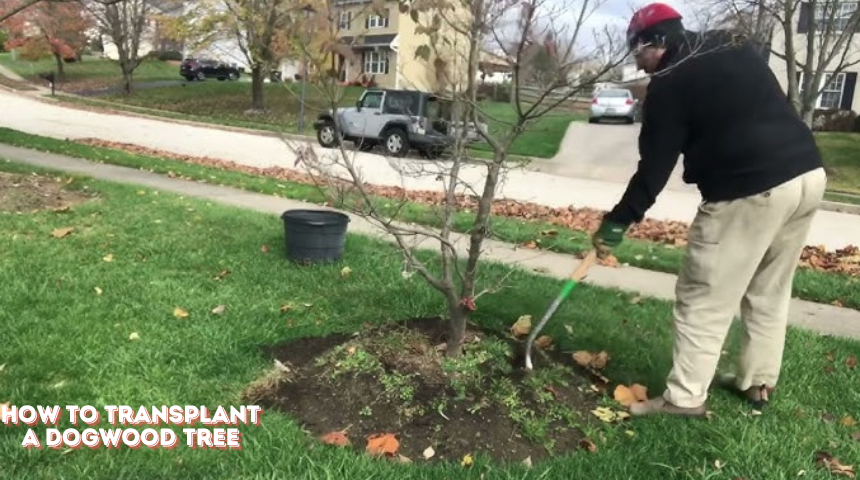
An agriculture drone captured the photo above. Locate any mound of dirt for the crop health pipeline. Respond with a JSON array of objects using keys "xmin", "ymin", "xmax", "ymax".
[
  {"xmin": 249, "ymin": 317, "xmax": 616, "ymax": 465},
  {"xmin": 0, "ymin": 172, "xmax": 93, "ymax": 214}
]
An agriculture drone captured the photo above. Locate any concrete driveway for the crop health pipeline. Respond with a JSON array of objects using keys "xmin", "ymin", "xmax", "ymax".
[{"xmin": 527, "ymin": 122, "xmax": 695, "ymax": 193}]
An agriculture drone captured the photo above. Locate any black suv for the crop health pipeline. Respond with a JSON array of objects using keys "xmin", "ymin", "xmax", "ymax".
[{"xmin": 180, "ymin": 58, "xmax": 241, "ymax": 81}]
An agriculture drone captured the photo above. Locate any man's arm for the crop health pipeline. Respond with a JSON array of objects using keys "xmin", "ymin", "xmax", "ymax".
[{"xmin": 604, "ymin": 81, "xmax": 688, "ymax": 226}]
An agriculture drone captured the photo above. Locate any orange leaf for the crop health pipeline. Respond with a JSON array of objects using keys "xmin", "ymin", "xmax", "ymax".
[
  {"xmin": 321, "ymin": 431, "xmax": 350, "ymax": 447},
  {"xmin": 815, "ymin": 450, "xmax": 855, "ymax": 477},
  {"xmin": 534, "ymin": 335, "xmax": 553, "ymax": 349},
  {"xmin": 366, "ymin": 433, "xmax": 399, "ymax": 456},
  {"xmin": 614, "ymin": 384, "xmax": 648, "ymax": 407}
]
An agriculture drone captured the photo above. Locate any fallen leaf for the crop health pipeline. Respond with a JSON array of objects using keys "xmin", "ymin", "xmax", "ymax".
[
  {"xmin": 714, "ymin": 459, "xmax": 724, "ymax": 469},
  {"xmin": 534, "ymin": 335, "xmax": 553, "ymax": 349},
  {"xmin": 579, "ymin": 438, "xmax": 597, "ymax": 452},
  {"xmin": 522, "ymin": 456, "xmax": 533, "ymax": 468},
  {"xmin": 625, "ymin": 430, "xmax": 636, "ymax": 437},
  {"xmin": 320, "ymin": 431, "xmax": 350, "ymax": 447},
  {"xmin": 544, "ymin": 384, "xmax": 560, "ymax": 399},
  {"xmin": 340, "ymin": 266, "xmax": 352, "ymax": 277},
  {"xmin": 851, "ymin": 432, "xmax": 860, "ymax": 442},
  {"xmin": 280, "ymin": 303, "xmax": 294, "ymax": 313},
  {"xmin": 614, "ymin": 384, "xmax": 649, "ymax": 407},
  {"xmin": 847, "ymin": 356, "xmax": 858, "ymax": 369},
  {"xmin": 51, "ymin": 227, "xmax": 73, "ymax": 238},
  {"xmin": 842, "ymin": 416, "xmax": 857, "ymax": 427},
  {"xmin": 814, "ymin": 450, "xmax": 855, "ymax": 477},
  {"xmin": 822, "ymin": 413, "xmax": 836, "ymax": 423},
  {"xmin": 630, "ymin": 296, "xmax": 642, "ymax": 305},
  {"xmin": 0, "ymin": 402, "xmax": 9, "ymax": 414},
  {"xmin": 103, "ymin": 254, "xmax": 114, "ymax": 262},
  {"xmin": 826, "ymin": 351, "xmax": 836, "ymax": 362},
  {"xmin": 510, "ymin": 315, "xmax": 531, "ymax": 337},
  {"xmin": 522, "ymin": 240, "xmax": 538, "ymax": 249},
  {"xmin": 591, "ymin": 406, "xmax": 630, "ymax": 423},
  {"xmin": 128, "ymin": 332, "xmax": 140, "ymax": 341},
  {"xmin": 261, "ymin": 245, "xmax": 270, "ymax": 253},
  {"xmin": 563, "ymin": 324, "xmax": 574, "ymax": 335},
  {"xmin": 52, "ymin": 205, "xmax": 71, "ymax": 213},
  {"xmin": 94, "ymin": 286, "xmax": 103, "ymax": 295},
  {"xmin": 52, "ymin": 380, "xmax": 66, "ymax": 389},
  {"xmin": 214, "ymin": 270, "xmax": 231, "ymax": 281},
  {"xmin": 0, "ymin": 364, "xmax": 5, "ymax": 373},
  {"xmin": 825, "ymin": 365, "xmax": 836, "ymax": 374},
  {"xmin": 461, "ymin": 453, "xmax": 473, "ymax": 467},
  {"xmin": 273, "ymin": 359, "xmax": 290, "ymax": 373},
  {"xmin": 572, "ymin": 350, "xmax": 609, "ymax": 370},
  {"xmin": 423, "ymin": 446, "xmax": 435, "ymax": 460},
  {"xmin": 396, "ymin": 454, "xmax": 412, "ymax": 463},
  {"xmin": 173, "ymin": 307, "xmax": 190, "ymax": 319},
  {"xmin": 540, "ymin": 229, "xmax": 558, "ymax": 236},
  {"xmin": 211, "ymin": 305, "xmax": 226, "ymax": 315},
  {"xmin": 366, "ymin": 433, "xmax": 399, "ymax": 457}
]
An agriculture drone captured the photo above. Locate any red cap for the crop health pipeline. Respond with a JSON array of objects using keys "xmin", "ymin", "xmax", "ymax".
[{"xmin": 627, "ymin": 3, "xmax": 683, "ymax": 49}]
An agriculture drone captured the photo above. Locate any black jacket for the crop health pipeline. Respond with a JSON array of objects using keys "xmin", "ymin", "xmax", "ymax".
[{"xmin": 604, "ymin": 30, "xmax": 824, "ymax": 226}]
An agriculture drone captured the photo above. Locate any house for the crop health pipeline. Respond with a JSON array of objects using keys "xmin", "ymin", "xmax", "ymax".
[
  {"xmin": 332, "ymin": 0, "xmax": 470, "ymax": 92},
  {"xmin": 767, "ymin": 0, "xmax": 860, "ymax": 112}
]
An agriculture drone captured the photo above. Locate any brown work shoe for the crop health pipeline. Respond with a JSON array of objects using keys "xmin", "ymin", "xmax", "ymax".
[{"xmin": 629, "ymin": 396, "xmax": 707, "ymax": 418}]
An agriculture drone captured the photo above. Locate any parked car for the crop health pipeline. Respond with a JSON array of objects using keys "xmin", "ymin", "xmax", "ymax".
[
  {"xmin": 180, "ymin": 58, "xmax": 241, "ymax": 81},
  {"xmin": 312, "ymin": 88, "xmax": 488, "ymax": 158},
  {"xmin": 588, "ymin": 88, "xmax": 638, "ymax": 124}
]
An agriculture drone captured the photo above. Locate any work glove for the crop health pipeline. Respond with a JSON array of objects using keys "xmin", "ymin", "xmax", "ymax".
[{"xmin": 592, "ymin": 219, "xmax": 628, "ymax": 257}]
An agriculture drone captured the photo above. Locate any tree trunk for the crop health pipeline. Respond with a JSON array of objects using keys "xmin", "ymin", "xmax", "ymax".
[
  {"xmin": 801, "ymin": 106, "xmax": 814, "ymax": 128},
  {"xmin": 251, "ymin": 65, "xmax": 265, "ymax": 111},
  {"xmin": 121, "ymin": 65, "xmax": 134, "ymax": 94},
  {"xmin": 445, "ymin": 303, "xmax": 469, "ymax": 357},
  {"xmin": 53, "ymin": 52, "xmax": 65, "ymax": 81}
]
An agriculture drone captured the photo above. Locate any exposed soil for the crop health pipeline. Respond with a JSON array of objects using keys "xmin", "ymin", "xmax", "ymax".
[
  {"xmin": 71, "ymin": 138, "xmax": 860, "ymax": 277},
  {"xmin": 250, "ymin": 317, "xmax": 608, "ymax": 465},
  {"xmin": 0, "ymin": 172, "xmax": 93, "ymax": 214}
]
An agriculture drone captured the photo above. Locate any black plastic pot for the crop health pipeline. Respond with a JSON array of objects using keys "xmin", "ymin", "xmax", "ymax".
[{"xmin": 281, "ymin": 209, "xmax": 350, "ymax": 264}]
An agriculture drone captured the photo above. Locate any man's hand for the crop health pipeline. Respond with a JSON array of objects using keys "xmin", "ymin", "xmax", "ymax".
[{"xmin": 592, "ymin": 219, "xmax": 628, "ymax": 257}]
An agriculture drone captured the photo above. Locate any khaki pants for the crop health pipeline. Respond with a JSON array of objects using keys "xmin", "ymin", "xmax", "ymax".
[{"xmin": 663, "ymin": 167, "xmax": 827, "ymax": 408}]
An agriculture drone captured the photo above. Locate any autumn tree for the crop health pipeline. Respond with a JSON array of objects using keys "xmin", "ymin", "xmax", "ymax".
[
  {"xmin": 702, "ymin": 0, "xmax": 860, "ymax": 125},
  {"xmin": 84, "ymin": 0, "xmax": 152, "ymax": 94},
  {"xmin": 287, "ymin": 0, "xmax": 627, "ymax": 357},
  {"xmin": 0, "ymin": 0, "xmax": 125, "ymax": 23},
  {"xmin": 0, "ymin": 0, "xmax": 92, "ymax": 80}
]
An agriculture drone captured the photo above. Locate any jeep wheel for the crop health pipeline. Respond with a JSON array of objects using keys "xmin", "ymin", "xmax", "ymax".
[
  {"xmin": 317, "ymin": 121, "xmax": 339, "ymax": 148},
  {"xmin": 228, "ymin": 72, "xmax": 238, "ymax": 81},
  {"xmin": 382, "ymin": 128, "xmax": 409, "ymax": 157},
  {"xmin": 196, "ymin": 71, "xmax": 205, "ymax": 81}
]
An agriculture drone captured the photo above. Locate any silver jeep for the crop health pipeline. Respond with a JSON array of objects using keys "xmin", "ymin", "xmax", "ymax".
[{"xmin": 313, "ymin": 88, "xmax": 487, "ymax": 158}]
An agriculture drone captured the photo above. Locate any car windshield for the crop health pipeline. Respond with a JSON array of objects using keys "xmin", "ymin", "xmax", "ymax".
[{"xmin": 597, "ymin": 89, "xmax": 630, "ymax": 98}]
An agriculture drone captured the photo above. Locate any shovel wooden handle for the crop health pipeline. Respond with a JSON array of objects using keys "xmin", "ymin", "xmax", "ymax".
[{"xmin": 569, "ymin": 250, "xmax": 598, "ymax": 282}]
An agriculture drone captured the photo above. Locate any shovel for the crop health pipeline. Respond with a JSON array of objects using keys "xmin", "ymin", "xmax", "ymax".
[{"xmin": 524, "ymin": 249, "xmax": 599, "ymax": 370}]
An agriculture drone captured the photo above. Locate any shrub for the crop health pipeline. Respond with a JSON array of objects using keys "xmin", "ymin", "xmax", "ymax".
[{"xmin": 812, "ymin": 109, "xmax": 857, "ymax": 132}]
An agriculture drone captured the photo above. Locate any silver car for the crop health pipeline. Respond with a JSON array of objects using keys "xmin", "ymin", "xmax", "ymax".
[{"xmin": 588, "ymin": 88, "xmax": 638, "ymax": 124}]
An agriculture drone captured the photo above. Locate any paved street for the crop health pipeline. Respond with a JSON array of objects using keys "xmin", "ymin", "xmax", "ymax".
[{"xmin": 1, "ymin": 88, "xmax": 858, "ymax": 250}]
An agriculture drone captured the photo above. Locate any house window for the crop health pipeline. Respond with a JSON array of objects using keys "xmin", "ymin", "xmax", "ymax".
[
  {"xmin": 799, "ymin": 72, "xmax": 847, "ymax": 109},
  {"xmin": 819, "ymin": 73, "xmax": 845, "ymax": 109},
  {"xmin": 814, "ymin": 1, "xmax": 858, "ymax": 32},
  {"xmin": 366, "ymin": 10, "xmax": 389, "ymax": 28},
  {"xmin": 363, "ymin": 50, "xmax": 389, "ymax": 74},
  {"xmin": 339, "ymin": 11, "xmax": 351, "ymax": 29}
]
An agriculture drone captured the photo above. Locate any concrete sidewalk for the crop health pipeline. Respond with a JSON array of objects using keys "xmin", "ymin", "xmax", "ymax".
[{"xmin": 3, "ymin": 143, "xmax": 859, "ymax": 340}]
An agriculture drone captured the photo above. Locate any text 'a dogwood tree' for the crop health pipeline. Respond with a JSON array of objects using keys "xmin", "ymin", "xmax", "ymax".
[{"xmin": 289, "ymin": 0, "xmax": 627, "ymax": 357}]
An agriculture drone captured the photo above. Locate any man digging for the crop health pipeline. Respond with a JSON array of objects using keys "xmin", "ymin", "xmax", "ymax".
[{"xmin": 591, "ymin": 3, "xmax": 827, "ymax": 417}]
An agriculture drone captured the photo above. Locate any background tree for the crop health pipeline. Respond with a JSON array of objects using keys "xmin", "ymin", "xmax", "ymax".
[
  {"xmin": 0, "ymin": 0, "xmax": 125, "ymax": 23},
  {"xmin": 290, "ymin": 0, "xmax": 627, "ymax": 357},
  {"xmin": 85, "ymin": 0, "xmax": 152, "ymax": 94},
  {"xmin": 1, "ymin": 0, "xmax": 92, "ymax": 80},
  {"xmin": 700, "ymin": 0, "xmax": 860, "ymax": 125}
]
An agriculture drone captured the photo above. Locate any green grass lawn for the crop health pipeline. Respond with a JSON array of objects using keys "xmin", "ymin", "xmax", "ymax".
[
  {"xmin": 0, "ymin": 53, "xmax": 177, "ymax": 85},
  {"xmin": 817, "ymin": 132, "xmax": 860, "ymax": 196},
  {"xmin": 0, "ymin": 127, "xmax": 857, "ymax": 311},
  {"xmin": 1, "ymin": 158, "xmax": 858, "ymax": 479}
]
